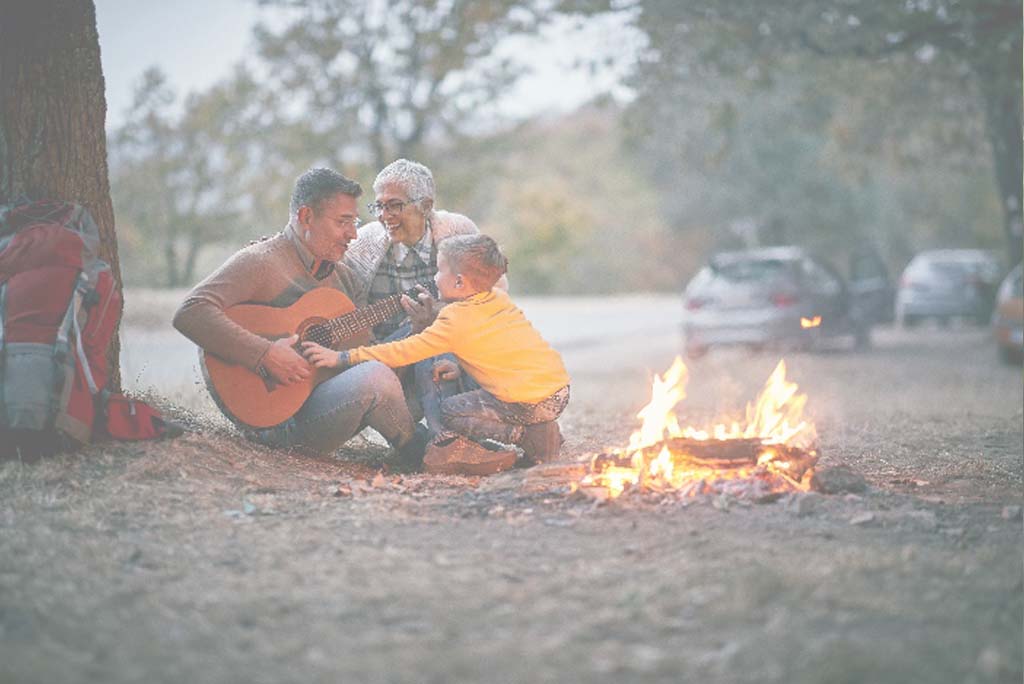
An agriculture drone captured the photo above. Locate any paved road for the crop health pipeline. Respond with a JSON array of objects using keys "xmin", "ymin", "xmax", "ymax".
[{"xmin": 120, "ymin": 290, "xmax": 1018, "ymax": 427}]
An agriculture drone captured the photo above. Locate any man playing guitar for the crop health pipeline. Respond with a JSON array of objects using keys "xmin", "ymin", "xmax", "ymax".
[{"xmin": 173, "ymin": 167, "xmax": 428, "ymax": 463}]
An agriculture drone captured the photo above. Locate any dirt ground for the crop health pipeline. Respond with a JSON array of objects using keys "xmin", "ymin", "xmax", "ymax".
[{"xmin": 1, "ymin": 300, "xmax": 1021, "ymax": 684}]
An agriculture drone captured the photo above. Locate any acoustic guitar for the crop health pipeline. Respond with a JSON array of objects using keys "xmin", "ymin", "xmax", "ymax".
[{"xmin": 200, "ymin": 285, "xmax": 433, "ymax": 429}]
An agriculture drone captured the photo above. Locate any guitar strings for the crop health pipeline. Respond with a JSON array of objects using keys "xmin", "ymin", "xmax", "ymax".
[{"xmin": 298, "ymin": 287, "xmax": 425, "ymax": 350}]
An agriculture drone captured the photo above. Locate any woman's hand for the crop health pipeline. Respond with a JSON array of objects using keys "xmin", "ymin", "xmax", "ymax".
[
  {"xmin": 401, "ymin": 285, "xmax": 442, "ymax": 333},
  {"xmin": 301, "ymin": 341, "xmax": 350, "ymax": 370}
]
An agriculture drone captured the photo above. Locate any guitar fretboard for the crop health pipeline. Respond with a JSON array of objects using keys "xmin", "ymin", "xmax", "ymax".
[
  {"xmin": 304, "ymin": 285, "xmax": 433, "ymax": 348},
  {"xmin": 325, "ymin": 295, "xmax": 404, "ymax": 342}
]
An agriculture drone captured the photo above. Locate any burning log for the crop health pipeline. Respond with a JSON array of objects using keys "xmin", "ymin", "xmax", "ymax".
[
  {"xmin": 591, "ymin": 439, "xmax": 817, "ymax": 481},
  {"xmin": 569, "ymin": 357, "xmax": 822, "ymax": 501}
]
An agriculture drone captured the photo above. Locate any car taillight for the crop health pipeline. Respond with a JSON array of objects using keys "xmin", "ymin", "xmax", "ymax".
[
  {"xmin": 770, "ymin": 293, "xmax": 797, "ymax": 307},
  {"xmin": 685, "ymin": 297, "xmax": 707, "ymax": 311},
  {"xmin": 900, "ymin": 276, "xmax": 924, "ymax": 290}
]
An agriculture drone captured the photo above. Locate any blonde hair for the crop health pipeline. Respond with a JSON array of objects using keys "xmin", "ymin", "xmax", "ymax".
[{"xmin": 439, "ymin": 234, "xmax": 508, "ymax": 291}]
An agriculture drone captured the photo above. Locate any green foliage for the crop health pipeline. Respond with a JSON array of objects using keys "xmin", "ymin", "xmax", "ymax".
[
  {"xmin": 106, "ymin": 1, "xmax": 1020, "ymax": 292},
  {"xmin": 437, "ymin": 105, "xmax": 689, "ymax": 294},
  {"xmin": 110, "ymin": 67, "xmax": 271, "ymax": 286},
  {"xmin": 252, "ymin": 0, "xmax": 547, "ymax": 170},
  {"xmin": 617, "ymin": 0, "xmax": 1022, "ymax": 266}
]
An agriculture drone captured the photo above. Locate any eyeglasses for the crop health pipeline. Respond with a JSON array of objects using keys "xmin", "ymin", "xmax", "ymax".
[{"xmin": 367, "ymin": 198, "xmax": 421, "ymax": 217}]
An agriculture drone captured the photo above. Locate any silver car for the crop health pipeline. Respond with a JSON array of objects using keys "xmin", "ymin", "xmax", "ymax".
[
  {"xmin": 681, "ymin": 247, "xmax": 882, "ymax": 358},
  {"xmin": 896, "ymin": 249, "xmax": 1001, "ymax": 327}
]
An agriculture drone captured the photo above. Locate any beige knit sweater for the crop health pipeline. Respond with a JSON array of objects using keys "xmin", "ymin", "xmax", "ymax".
[{"xmin": 172, "ymin": 226, "xmax": 365, "ymax": 371}]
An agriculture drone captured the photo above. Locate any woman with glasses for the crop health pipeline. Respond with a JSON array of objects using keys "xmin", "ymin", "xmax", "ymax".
[
  {"xmin": 345, "ymin": 159, "xmax": 508, "ymax": 449},
  {"xmin": 345, "ymin": 158, "xmax": 507, "ymax": 340}
]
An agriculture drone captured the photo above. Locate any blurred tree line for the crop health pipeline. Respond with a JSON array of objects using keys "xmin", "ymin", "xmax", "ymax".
[{"xmin": 109, "ymin": 0, "xmax": 1021, "ymax": 291}]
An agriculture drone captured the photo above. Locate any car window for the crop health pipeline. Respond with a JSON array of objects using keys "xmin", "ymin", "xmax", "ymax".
[
  {"xmin": 908, "ymin": 253, "xmax": 1000, "ymax": 282},
  {"xmin": 710, "ymin": 259, "xmax": 797, "ymax": 283},
  {"xmin": 930, "ymin": 261, "xmax": 993, "ymax": 280},
  {"xmin": 686, "ymin": 267, "xmax": 715, "ymax": 291}
]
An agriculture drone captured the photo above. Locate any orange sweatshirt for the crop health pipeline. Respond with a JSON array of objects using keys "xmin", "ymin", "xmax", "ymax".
[{"xmin": 348, "ymin": 289, "xmax": 569, "ymax": 404}]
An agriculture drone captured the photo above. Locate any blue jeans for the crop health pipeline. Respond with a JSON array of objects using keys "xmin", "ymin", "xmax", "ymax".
[
  {"xmin": 248, "ymin": 361, "xmax": 416, "ymax": 453},
  {"xmin": 413, "ymin": 353, "xmax": 473, "ymax": 440}
]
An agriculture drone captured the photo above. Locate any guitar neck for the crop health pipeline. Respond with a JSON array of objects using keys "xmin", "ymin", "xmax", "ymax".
[{"xmin": 324, "ymin": 286, "xmax": 428, "ymax": 344}]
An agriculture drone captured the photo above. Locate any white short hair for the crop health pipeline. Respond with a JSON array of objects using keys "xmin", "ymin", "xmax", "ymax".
[{"xmin": 373, "ymin": 159, "xmax": 435, "ymax": 205}]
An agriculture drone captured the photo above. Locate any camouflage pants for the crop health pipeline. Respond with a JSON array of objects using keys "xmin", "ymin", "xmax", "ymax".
[{"xmin": 438, "ymin": 383, "xmax": 570, "ymax": 445}]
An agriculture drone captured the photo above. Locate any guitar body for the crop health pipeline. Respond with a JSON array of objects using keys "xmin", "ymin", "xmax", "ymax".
[{"xmin": 201, "ymin": 288, "xmax": 373, "ymax": 429}]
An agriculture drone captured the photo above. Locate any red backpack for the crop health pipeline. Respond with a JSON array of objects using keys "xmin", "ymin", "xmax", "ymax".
[{"xmin": 0, "ymin": 199, "xmax": 122, "ymax": 456}]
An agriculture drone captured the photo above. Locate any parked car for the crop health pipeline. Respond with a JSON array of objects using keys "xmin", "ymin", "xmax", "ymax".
[
  {"xmin": 895, "ymin": 249, "xmax": 1001, "ymax": 327},
  {"xmin": 992, "ymin": 263, "xmax": 1023, "ymax": 364},
  {"xmin": 680, "ymin": 247, "xmax": 889, "ymax": 358}
]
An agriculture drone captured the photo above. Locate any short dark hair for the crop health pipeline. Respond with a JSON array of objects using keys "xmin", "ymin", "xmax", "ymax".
[
  {"xmin": 290, "ymin": 168, "xmax": 362, "ymax": 222},
  {"xmin": 439, "ymin": 234, "xmax": 508, "ymax": 291}
]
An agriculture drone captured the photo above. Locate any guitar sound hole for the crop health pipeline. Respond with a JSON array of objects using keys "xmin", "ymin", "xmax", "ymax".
[{"xmin": 297, "ymin": 317, "xmax": 333, "ymax": 347}]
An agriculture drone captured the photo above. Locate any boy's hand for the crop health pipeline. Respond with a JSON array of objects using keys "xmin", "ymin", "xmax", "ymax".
[
  {"xmin": 432, "ymin": 359, "xmax": 461, "ymax": 383},
  {"xmin": 301, "ymin": 341, "xmax": 350, "ymax": 370}
]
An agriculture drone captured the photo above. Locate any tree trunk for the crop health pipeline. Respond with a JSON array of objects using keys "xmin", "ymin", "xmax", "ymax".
[
  {"xmin": 972, "ymin": 43, "xmax": 1024, "ymax": 264},
  {"xmin": 164, "ymin": 239, "xmax": 181, "ymax": 288},
  {"xmin": 0, "ymin": 0, "xmax": 122, "ymax": 390},
  {"xmin": 183, "ymin": 225, "xmax": 204, "ymax": 287}
]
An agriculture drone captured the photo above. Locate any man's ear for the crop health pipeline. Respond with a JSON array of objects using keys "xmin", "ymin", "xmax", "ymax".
[
  {"xmin": 297, "ymin": 205, "xmax": 313, "ymax": 227},
  {"xmin": 420, "ymin": 197, "xmax": 434, "ymax": 214}
]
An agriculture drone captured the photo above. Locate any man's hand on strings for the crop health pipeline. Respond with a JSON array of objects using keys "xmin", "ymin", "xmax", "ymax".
[{"xmin": 259, "ymin": 335, "xmax": 311, "ymax": 385}]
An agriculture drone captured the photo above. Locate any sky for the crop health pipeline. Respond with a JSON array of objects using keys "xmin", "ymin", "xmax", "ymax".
[{"xmin": 95, "ymin": 0, "xmax": 641, "ymax": 130}]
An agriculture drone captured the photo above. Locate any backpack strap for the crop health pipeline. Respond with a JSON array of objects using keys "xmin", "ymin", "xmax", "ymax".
[
  {"xmin": 0, "ymin": 281, "xmax": 6, "ymax": 351},
  {"xmin": 54, "ymin": 271, "xmax": 99, "ymax": 396},
  {"xmin": 0, "ymin": 282, "xmax": 6, "ymax": 418}
]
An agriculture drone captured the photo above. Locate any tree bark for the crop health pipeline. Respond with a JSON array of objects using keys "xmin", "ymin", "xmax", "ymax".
[
  {"xmin": 0, "ymin": 0, "xmax": 122, "ymax": 389},
  {"xmin": 972, "ymin": 43, "xmax": 1024, "ymax": 263}
]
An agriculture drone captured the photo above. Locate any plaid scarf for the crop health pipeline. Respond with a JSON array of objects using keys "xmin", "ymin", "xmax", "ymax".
[{"xmin": 367, "ymin": 219, "xmax": 436, "ymax": 339}]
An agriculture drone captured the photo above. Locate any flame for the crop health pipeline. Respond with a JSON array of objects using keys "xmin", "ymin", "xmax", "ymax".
[
  {"xmin": 801, "ymin": 316, "xmax": 822, "ymax": 328},
  {"xmin": 581, "ymin": 357, "xmax": 817, "ymax": 498}
]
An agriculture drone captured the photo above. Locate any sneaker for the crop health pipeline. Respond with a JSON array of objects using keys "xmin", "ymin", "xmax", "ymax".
[
  {"xmin": 518, "ymin": 421, "xmax": 563, "ymax": 465},
  {"xmin": 423, "ymin": 435, "xmax": 516, "ymax": 476}
]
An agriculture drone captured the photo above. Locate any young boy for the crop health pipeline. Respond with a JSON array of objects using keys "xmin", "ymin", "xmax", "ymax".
[{"xmin": 302, "ymin": 234, "xmax": 570, "ymax": 464}]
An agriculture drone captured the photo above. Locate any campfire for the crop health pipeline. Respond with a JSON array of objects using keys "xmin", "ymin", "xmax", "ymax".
[{"xmin": 575, "ymin": 358, "xmax": 819, "ymax": 501}]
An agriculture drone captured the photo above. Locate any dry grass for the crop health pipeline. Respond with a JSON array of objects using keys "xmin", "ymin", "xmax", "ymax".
[{"xmin": 1, "ymin": 295, "xmax": 1021, "ymax": 684}]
